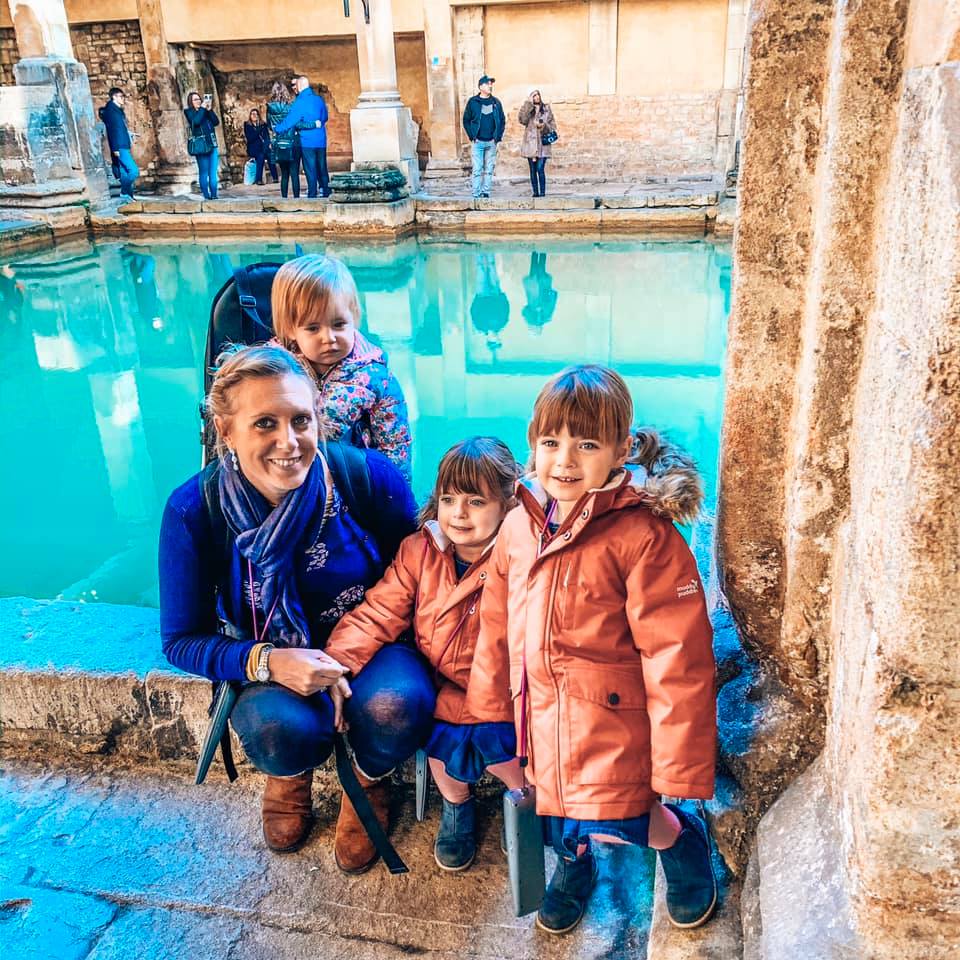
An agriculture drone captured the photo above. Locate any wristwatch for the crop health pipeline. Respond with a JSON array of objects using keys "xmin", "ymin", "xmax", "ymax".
[{"xmin": 255, "ymin": 643, "xmax": 274, "ymax": 683}]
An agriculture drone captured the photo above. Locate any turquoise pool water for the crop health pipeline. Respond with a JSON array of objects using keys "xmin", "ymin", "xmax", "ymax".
[{"xmin": 0, "ymin": 237, "xmax": 730, "ymax": 607}]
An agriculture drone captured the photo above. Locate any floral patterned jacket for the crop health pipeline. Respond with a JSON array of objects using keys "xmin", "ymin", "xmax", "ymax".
[{"xmin": 274, "ymin": 332, "xmax": 413, "ymax": 482}]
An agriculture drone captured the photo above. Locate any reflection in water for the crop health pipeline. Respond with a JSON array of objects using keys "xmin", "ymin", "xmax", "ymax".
[
  {"xmin": 0, "ymin": 238, "xmax": 731, "ymax": 607},
  {"xmin": 522, "ymin": 252, "xmax": 558, "ymax": 333},
  {"xmin": 470, "ymin": 252, "xmax": 511, "ymax": 359}
]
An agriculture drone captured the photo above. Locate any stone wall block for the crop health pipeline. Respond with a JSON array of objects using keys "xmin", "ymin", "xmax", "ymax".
[
  {"xmin": 830, "ymin": 60, "xmax": 960, "ymax": 953},
  {"xmin": 718, "ymin": 0, "xmax": 834, "ymax": 693}
]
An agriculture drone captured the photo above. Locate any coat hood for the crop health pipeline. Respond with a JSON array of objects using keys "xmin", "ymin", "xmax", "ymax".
[{"xmin": 519, "ymin": 427, "xmax": 704, "ymax": 526}]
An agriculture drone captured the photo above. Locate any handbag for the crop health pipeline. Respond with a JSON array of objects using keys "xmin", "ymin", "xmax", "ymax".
[
  {"xmin": 273, "ymin": 134, "xmax": 293, "ymax": 163},
  {"xmin": 541, "ymin": 129, "xmax": 559, "ymax": 146},
  {"xmin": 188, "ymin": 121, "xmax": 214, "ymax": 157},
  {"xmin": 503, "ymin": 644, "xmax": 546, "ymax": 916},
  {"xmin": 243, "ymin": 158, "xmax": 257, "ymax": 185}
]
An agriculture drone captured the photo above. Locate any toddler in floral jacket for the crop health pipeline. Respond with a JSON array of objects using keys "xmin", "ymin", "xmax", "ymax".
[{"xmin": 272, "ymin": 254, "xmax": 413, "ymax": 481}]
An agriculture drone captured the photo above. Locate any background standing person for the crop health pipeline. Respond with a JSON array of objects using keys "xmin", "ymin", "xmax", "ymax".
[
  {"xmin": 518, "ymin": 90, "xmax": 556, "ymax": 197},
  {"xmin": 462, "ymin": 75, "xmax": 505, "ymax": 199},
  {"xmin": 244, "ymin": 108, "xmax": 277, "ymax": 186},
  {"xmin": 184, "ymin": 91, "xmax": 221, "ymax": 200},
  {"xmin": 267, "ymin": 81, "xmax": 301, "ymax": 199},
  {"xmin": 98, "ymin": 87, "xmax": 139, "ymax": 201},
  {"xmin": 274, "ymin": 76, "xmax": 329, "ymax": 199}
]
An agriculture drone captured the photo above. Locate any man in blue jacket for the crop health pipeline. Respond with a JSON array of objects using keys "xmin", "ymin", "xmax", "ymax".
[
  {"xmin": 275, "ymin": 76, "xmax": 330, "ymax": 198},
  {"xmin": 462, "ymin": 75, "xmax": 505, "ymax": 199},
  {"xmin": 98, "ymin": 87, "xmax": 139, "ymax": 200}
]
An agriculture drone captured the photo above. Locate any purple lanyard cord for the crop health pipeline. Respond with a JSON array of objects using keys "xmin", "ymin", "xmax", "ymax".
[{"xmin": 248, "ymin": 558, "xmax": 280, "ymax": 645}]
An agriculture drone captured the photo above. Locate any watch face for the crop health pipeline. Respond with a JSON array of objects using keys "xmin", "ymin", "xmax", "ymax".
[{"xmin": 256, "ymin": 664, "xmax": 269, "ymax": 682}]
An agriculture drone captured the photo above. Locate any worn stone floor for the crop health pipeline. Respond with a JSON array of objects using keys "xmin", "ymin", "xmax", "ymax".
[{"xmin": 0, "ymin": 759, "xmax": 659, "ymax": 960}]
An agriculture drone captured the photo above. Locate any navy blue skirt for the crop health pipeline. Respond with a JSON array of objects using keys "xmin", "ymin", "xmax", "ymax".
[{"xmin": 425, "ymin": 720, "xmax": 517, "ymax": 783}]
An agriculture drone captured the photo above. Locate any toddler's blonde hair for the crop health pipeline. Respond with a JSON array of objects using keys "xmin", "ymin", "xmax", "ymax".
[{"xmin": 272, "ymin": 254, "xmax": 361, "ymax": 349}]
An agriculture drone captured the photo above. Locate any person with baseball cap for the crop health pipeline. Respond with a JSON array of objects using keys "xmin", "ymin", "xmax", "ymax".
[{"xmin": 462, "ymin": 75, "xmax": 506, "ymax": 199}]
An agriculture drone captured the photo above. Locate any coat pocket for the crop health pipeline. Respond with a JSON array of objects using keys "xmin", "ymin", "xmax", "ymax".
[{"xmin": 562, "ymin": 664, "xmax": 650, "ymax": 786}]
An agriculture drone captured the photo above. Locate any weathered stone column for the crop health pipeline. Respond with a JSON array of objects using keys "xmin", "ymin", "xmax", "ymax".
[
  {"xmin": 716, "ymin": 0, "xmax": 749, "ymax": 179},
  {"xmin": 421, "ymin": 0, "xmax": 461, "ymax": 178},
  {"xmin": 135, "ymin": 0, "xmax": 195, "ymax": 194},
  {"xmin": 8, "ymin": 0, "xmax": 109, "ymax": 201},
  {"xmin": 588, "ymin": 0, "xmax": 618, "ymax": 96},
  {"xmin": 350, "ymin": 0, "xmax": 421, "ymax": 190}
]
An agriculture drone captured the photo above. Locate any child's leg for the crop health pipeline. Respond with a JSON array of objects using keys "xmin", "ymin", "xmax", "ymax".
[
  {"xmin": 485, "ymin": 757, "xmax": 524, "ymax": 791},
  {"xmin": 657, "ymin": 804, "xmax": 717, "ymax": 929},
  {"xmin": 537, "ymin": 816, "xmax": 597, "ymax": 936},
  {"xmin": 648, "ymin": 800, "xmax": 683, "ymax": 850},
  {"xmin": 428, "ymin": 756, "xmax": 477, "ymax": 871},
  {"xmin": 428, "ymin": 756, "xmax": 470, "ymax": 803}
]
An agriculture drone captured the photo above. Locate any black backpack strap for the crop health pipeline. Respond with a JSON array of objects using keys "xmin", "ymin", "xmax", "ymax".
[
  {"xmin": 233, "ymin": 266, "xmax": 267, "ymax": 346},
  {"xmin": 198, "ymin": 463, "xmax": 243, "ymax": 782},
  {"xmin": 200, "ymin": 460, "xmax": 229, "ymax": 563},
  {"xmin": 323, "ymin": 441, "xmax": 374, "ymax": 530},
  {"xmin": 334, "ymin": 734, "xmax": 408, "ymax": 874}
]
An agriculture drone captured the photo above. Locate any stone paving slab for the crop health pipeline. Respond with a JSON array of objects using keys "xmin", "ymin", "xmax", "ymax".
[{"xmin": 0, "ymin": 760, "xmax": 661, "ymax": 960}]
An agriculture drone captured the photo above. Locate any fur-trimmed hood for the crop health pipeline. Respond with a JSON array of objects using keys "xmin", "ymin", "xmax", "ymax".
[{"xmin": 519, "ymin": 427, "xmax": 704, "ymax": 526}]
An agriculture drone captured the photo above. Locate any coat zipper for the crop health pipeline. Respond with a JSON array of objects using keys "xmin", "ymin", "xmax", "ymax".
[{"xmin": 541, "ymin": 558, "xmax": 564, "ymax": 812}]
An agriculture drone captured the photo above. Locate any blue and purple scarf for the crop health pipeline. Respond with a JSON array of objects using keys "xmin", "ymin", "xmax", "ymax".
[{"xmin": 218, "ymin": 455, "xmax": 326, "ymax": 647}]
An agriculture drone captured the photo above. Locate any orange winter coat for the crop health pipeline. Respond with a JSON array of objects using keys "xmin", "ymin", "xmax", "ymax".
[
  {"xmin": 325, "ymin": 521, "xmax": 512, "ymax": 724},
  {"xmin": 465, "ymin": 463, "xmax": 716, "ymax": 820}
]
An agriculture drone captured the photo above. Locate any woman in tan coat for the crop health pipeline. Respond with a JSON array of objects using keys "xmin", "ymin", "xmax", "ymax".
[
  {"xmin": 466, "ymin": 365, "xmax": 718, "ymax": 936},
  {"xmin": 518, "ymin": 90, "xmax": 556, "ymax": 197}
]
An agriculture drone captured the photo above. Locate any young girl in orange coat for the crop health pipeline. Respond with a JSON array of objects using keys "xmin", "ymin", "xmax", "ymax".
[
  {"xmin": 325, "ymin": 436, "xmax": 524, "ymax": 871},
  {"xmin": 466, "ymin": 364, "xmax": 718, "ymax": 933}
]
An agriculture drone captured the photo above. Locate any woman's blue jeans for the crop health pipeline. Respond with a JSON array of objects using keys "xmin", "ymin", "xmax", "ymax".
[
  {"xmin": 527, "ymin": 157, "xmax": 546, "ymax": 196},
  {"xmin": 195, "ymin": 148, "xmax": 219, "ymax": 199},
  {"xmin": 230, "ymin": 644, "xmax": 436, "ymax": 778}
]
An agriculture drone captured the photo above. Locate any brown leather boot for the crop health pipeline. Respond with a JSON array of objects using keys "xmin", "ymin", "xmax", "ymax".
[
  {"xmin": 334, "ymin": 767, "xmax": 390, "ymax": 875},
  {"xmin": 261, "ymin": 770, "xmax": 314, "ymax": 853}
]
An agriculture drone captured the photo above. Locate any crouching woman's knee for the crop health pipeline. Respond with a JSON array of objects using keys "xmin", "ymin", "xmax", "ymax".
[{"xmin": 230, "ymin": 684, "xmax": 335, "ymax": 777}]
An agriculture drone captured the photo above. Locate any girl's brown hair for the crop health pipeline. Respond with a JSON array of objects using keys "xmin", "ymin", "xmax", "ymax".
[
  {"xmin": 419, "ymin": 436, "xmax": 521, "ymax": 526},
  {"xmin": 527, "ymin": 364, "xmax": 633, "ymax": 449},
  {"xmin": 271, "ymin": 254, "xmax": 361, "ymax": 348},
  {"xmin": 206, "ymin": 343, "xmax": 321, "ymax": 460}
]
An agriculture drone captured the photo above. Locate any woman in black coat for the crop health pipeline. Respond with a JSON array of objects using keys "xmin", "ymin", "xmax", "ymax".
[
  {"xmin": 243, "ymin": 108, "xmax": 277, "ymax": 186},
  {"xmin": 184, "ymin": 91, "xmax": 220, "ymax": 200}
]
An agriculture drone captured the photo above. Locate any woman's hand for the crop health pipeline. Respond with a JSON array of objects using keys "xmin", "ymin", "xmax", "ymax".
[
  {"xmin": 329, "ymin": 676, "xmax": 352, "ymax": 732},
  {"xmin": 269, "ymin": 648, "xmax": 347, "ymax": 696}
]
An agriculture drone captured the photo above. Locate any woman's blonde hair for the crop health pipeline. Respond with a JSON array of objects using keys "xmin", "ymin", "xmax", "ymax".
[
  {"xmin": 270, "ymin": 81, "xmax": 292, "ymax": 105},
  {"xmin": 419, "ymin": 437, "xmax": 521, "ymax": 526},
  {"xmin": 206, "ymin": 343, "xmax": 320, "ymax": 460},
  {"xmin": 271, "ymin": 254, "xmax": 361, "ymax": 348},
  {"xmin": 528, "ymin": 364, "xmax": 633, "ymax": 449}
]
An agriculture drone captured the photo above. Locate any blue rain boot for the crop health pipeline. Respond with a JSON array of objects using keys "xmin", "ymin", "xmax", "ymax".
[
  {"xmin": 535, "ymin": 851, "xmax": 597, "ymax": 935},
  {"xmin": 434, "ymin": 796, "xmax": 477, "ymax": 872},
  {"xmin": 658, "ymin": 804, "xmax": 718, "ymax": 928}
]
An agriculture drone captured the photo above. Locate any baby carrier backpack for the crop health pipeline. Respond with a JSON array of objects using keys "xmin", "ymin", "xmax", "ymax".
[{"xmin": 203, "ymin": 260, "xmax": 286, "ymax": 462}]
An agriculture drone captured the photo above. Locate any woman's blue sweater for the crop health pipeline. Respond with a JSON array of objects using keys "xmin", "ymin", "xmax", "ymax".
[{"xmin": 158, "ymin": 449, "xmax": 417, "ymax": 681}]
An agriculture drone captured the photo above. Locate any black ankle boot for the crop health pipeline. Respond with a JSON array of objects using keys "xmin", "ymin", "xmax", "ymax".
[
  {"xmin": 434, "ymin": 796, "xmax": 477, "ymax": 871},
  {"xmin": 658, "ymin": 805, "xmax": 717, "ymax": 928},
  {"xmin": 535, "ymin": 851, "xmax": 597, "ymax": 934}
]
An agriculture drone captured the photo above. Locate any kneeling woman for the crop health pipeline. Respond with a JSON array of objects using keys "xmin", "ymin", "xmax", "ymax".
[{"xmin": 159, "ymin": 345, "xmax": 435, "ymax": 872}]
